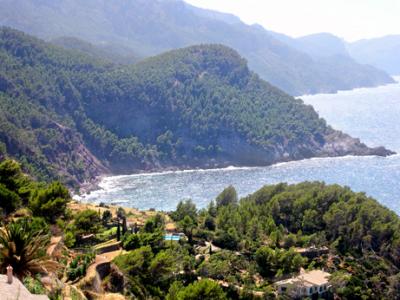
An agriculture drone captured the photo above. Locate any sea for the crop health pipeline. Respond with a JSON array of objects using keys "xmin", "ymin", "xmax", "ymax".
[{"xmin": 75, "ymin": 77, "xmax": 400, "ymax": 214}]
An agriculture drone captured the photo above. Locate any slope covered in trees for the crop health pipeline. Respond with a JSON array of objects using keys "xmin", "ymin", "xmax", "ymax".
[
  {"xmin": 0, "ymin": 27, "xmax": 393, "ymax": 186},
  {"xmin": 160, "ymin": 182, "xmax": 400, "ymax": 299},
  {"xmin": 50, "ymin": 36, "xmax": 142, "ymax": 65},
  {"xmin": 114, "ymin": 182, "xmax": 400, "ymax": 299},
  {"xmin": 0, "ymin": 157, "xmax": 399, "ymax": 298},
  {"xmin": 0, "ymin": 0, "xmax": 394, "ymax": 95}
]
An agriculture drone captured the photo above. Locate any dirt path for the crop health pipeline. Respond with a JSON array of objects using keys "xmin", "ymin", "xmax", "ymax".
[
  {"xmin": 75, "ymin": 250, "xmax": 123, "ymax": 294},
  {"xmin": 47, "ymin": 236, "xmax": 62, "ymax": 257}
]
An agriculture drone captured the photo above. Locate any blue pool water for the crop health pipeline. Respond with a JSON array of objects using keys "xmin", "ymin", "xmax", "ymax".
[{"xmin": 164, "ymin": 234, "xmax": 181, "ymax": 241}]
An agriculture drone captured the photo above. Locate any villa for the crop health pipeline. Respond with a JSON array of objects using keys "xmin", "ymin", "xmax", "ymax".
[{"xmin": 275, "ymin": 269, "xmax": 331, "ymax": 298}]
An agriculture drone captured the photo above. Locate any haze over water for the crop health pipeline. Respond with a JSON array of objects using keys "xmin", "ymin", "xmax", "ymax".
[{"xmin": 77, "ymin": 78, "xmax": 400, "ymax": 214}]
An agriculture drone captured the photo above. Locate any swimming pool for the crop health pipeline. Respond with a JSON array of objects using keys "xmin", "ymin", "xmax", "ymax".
[{"xmin": 164, "ymin": 234, "xmax": 181, "ymax": 241}]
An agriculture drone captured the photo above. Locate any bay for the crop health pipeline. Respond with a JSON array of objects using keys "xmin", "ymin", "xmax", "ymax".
[{"xmin": 76, "ymin": 77, "xmax": 400, "ymax": 214}]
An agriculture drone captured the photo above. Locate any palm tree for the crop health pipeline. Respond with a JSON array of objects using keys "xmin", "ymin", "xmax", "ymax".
[{"xmin": 0, "ymin": 219, "xmax": 58, "ymax": 278}]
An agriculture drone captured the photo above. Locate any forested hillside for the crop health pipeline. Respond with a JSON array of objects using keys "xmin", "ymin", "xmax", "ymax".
[
  {"xmin": 50, "ymin": 36, "xmax": 142, "ymax": 65},
  {"xmin": 1, "ymin": 159, "xmax": 399, "ymax": 299},
  {"xmin": 0, "ymin": 0, "xmax": 393, "ymax": 95},
  {"xmin": 162, "ymin": 182, "xmax": 400, "ymax": 299},
  {"xmin": 0, "ymin": 28, "xmax": 393, "ymax": 186}
]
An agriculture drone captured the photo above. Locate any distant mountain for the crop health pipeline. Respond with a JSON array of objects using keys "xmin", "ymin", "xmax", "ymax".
[
  {"xmin": 0, "ymin": 0, "xmax": 393, "ymax": 95},
  {"xmin": 268, "ymin": 32, "xmax": 349, "ymax": 58},
  {"xmin": 0, "ymin": 28, "xmax": 392, "ymax": 186},
  {"xmin": 348, "ymin": 35, "xmax": 400, "ymax": 75},
  {"xmin": 185, "ymin": 3, "xmax": 241, "ymax": 25},
  {"xmin": 268, "ymin": 31, "xmax": 394, "ymax": 93},
  {"xmin": 294, "ymin": 33, "xmax": 349, "ymax": 58}
]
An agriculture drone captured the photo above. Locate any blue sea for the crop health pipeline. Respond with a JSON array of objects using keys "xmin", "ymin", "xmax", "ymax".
[{"xmin": 76, "ymin": 77, "xmax": 400, "ymax": 214}]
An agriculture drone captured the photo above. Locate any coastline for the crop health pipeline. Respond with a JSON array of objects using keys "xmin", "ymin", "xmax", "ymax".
[
  {"xmin": 298, "ymin": 75, "xmax": 400, "ymax": 98},
  {"xmin": 72, "ymin": 152, "xmax": 400, "ymax": 215},
  {"xmin": 73, "ymin": 153, "xmax": 398, "ymax": 200},
  {"xmin": 74, "ymin": 77, "xmax": 400, "ymax": 201}
]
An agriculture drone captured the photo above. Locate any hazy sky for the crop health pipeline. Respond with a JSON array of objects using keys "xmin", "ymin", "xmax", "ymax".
[{"xmin": 184, "ymin": 0, "xmax": 400, "ymax": 41}]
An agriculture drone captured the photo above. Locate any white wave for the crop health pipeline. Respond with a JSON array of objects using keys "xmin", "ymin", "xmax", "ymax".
[
  {"xmin": 110, "ymin": 200, "xmax": 130, "ymax": 204},
  {"xmin": 106, "ymin": 165, "xmax": 258, "ymax": 179},
  {"xmin": 84, "ymin": 155, "xmax": 395, "ymax": 196},
  {"xmin": 270, "ymin": 155, "xmax": 383, "ymax": 169}
]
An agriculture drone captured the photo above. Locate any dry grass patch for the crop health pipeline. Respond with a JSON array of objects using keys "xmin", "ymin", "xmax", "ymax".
[{"xmin": 68, "ymin": 201, "xmax": 157, "ymax": 225}]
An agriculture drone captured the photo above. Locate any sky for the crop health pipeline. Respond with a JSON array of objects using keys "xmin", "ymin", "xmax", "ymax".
[{"xmin": 184, "ymin": 0, "xmax": 400, "ymax": 41}]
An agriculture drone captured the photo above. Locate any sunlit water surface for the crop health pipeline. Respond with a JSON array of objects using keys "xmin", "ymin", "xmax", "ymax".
[{"xmin": 76, "ymin": 77, "xmax": 400, "ymax": 214}]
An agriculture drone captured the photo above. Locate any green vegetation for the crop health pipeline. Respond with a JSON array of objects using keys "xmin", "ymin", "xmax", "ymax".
[
  {"xmin": 73, "ymin": 209, "xmax": 102, "ymax": 234},
  {"xmin": 0, "ymin": 159, "xmax": 31, "ymax": 214},
  {"xmin": 167, "ymin": 279, "xmax": 227, "ymax": 300},
  {"xmin": 0, "ymin": 219, "xmax": 54, "ymax": 278},
  {"xmin": 255, "ymin": 246, "xmax": 306, "ymax": 277},
  {"xmin": 29, "ymin": 181, "xmax": 70, "ymax": 223},
  {"xmin": 23, "ymin": 275, "xmax": 47, "ymax": 295},
  {"xmin": 216, "ymin": 185, "xmax": 238, "ymax": 208},
  {"xmin": 50, "ymin": 36, "xmax": 141, "ymax": 65},
  {"xmin": 0, "ymin": 27, "xmax": 386, "ymax": 187},
  {"xmin": 101, "ymin": 210, "xmax": 112, "ymax": 225},
  {"xmin": 0, "ymin": 28, "xmax": 397, "ymax": 298},
  {"xmin": 66, "ymin": 252, "xmax": 95, "ymax": 281},
  {"xmin": 109, "ymin": 182, "xmax": 400, "ymax": 299},
  {"xmin": 0, "ymin": 159, "xmax": 399, "ymax": 298},
  {"xmin": 0, "ymin": 0, "xmax": 393, "ymax": 95},
  {"xmin": 0, "ymin": 158, "xmax": 70, "ymax": 278},
  {"xmin": 0, "ymin": 159, "xmax": 70, "ymax": 221}
]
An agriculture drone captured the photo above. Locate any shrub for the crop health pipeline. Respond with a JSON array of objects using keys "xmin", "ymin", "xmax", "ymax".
[
  {"xmin": 67, "ymin": 253, "xmax": 95, "ymax": 281},
  {"xmin": 216, "ymin": 186, "xmax": 238, "ymax": 208},
  {"xmin": 168, "ymin": 279, "xmax": 227, "ymax": 299},
  {"xmin": 23, "ymin": 275, "xmax": 46, "ymax": 295},
  {"xmin": 29, "ymin": 181, "xmax": 70, "ymax": 223},
  {"xmin": 122, "ymin": 233, "xmax": 141, "ymax": 250},
  {"xmin": 74, "ymin": 209, "xmax": 101, "ymax": 234},
  {"xmin": 0, "ymin": 219, "xmax": 53, "ymax": 277}
]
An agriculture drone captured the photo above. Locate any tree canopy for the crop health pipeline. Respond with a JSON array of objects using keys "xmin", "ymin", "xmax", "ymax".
[{"xmin": 0, "ymin": 27, "xmax": 381, "ymax": 187}]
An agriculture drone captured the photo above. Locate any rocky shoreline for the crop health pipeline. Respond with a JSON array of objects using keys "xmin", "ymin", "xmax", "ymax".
[{"xmin": 74, "ymin": 137, "xmax": 396, "ymax": 198}]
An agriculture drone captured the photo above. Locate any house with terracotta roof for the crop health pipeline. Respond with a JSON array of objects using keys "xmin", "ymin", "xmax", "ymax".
[{"xmin": 275, "ymin": 269, "xmax": 331, "ymax": 298}]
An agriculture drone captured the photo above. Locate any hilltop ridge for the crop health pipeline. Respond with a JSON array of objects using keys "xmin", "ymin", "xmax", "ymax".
[
  {"xmin": 0, "ymin": 0, "xmax": 394, "ymax": 95},
  {"xmin": 0, "ymin": 27, "xmax": 394, "ymax": 186}
]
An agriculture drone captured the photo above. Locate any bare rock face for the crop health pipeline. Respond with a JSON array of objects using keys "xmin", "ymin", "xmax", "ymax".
[
  {"xmin": 141, "ymin": 129, "xmax": 395, "ymax": 173},
  {"xmin": 104, "ymin": 264, "xmax": 125, "ymax": 294},
  {"xmin": 320, "ymin": 131, "xmax": 395, "ymax": 157},
  {"xmin": 43, "ymin": 121, "xmax": 109, "ymax": 187}
]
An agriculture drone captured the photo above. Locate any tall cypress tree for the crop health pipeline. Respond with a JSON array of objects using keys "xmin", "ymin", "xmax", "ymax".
[
  {"xmin": 116, "ymin": 220, "xmax": 121, "ymax": 241},
  {"xmin": 122, "ymin": 216, "xmax": 127, "ymax": 235}
]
